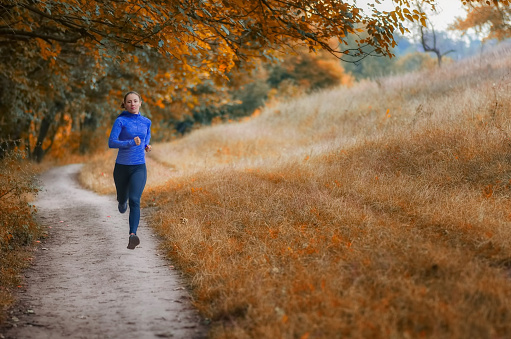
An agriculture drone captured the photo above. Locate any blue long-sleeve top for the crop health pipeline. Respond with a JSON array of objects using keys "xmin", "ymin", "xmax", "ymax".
[{"xmin": 108, "ymin": 111, "xmax": 152, "ymax": 165}]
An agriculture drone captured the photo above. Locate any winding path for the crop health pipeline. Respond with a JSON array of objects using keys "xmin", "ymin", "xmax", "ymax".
[{"xmin": 3, "ymin": 164, "xmax": 207, "ymax": 339}]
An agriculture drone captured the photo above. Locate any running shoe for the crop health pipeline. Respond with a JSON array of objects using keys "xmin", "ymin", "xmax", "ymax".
[
  {"xmin": 118, "ymin": 201, "xmax": 128, "ymax": 214},
  {"xmin": 127, "ymin": 234, "xmax": 140, "ymax": 250}
]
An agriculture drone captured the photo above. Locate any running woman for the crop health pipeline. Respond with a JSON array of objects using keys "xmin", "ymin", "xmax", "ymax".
[{"xmin": 108, "ymin": 91, "xmax": 152, "ymax": 249}]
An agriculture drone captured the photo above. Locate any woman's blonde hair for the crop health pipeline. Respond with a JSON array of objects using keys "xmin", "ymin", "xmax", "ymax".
[{"xmin": 121, "ymin": 91, "xmax": 142, "ymax": 109}]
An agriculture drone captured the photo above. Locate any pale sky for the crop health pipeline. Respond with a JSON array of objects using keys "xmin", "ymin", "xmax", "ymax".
[{"xmin": 351, "ymin": 0, "xmax": 467, "ymax": 31}]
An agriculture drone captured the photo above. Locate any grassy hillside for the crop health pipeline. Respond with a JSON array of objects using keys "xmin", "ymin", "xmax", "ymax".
[{"xmin": 82, "ymin": 43, "xmax": 511, "ymax": 338}]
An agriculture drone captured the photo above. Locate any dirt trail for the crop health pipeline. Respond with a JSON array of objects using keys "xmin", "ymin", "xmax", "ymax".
[{"xmin": 3, "ymin": 164, "xmax": 207, "ymax": 339}]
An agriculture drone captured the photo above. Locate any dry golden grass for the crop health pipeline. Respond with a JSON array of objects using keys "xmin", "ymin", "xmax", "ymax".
[
  {"xmin": 84, "ymin": 43, "xmax": 511, "ymax": 338},
  {"xmin": 78, "ymin": 149, "xmax": 174, "ymax": 194},
  {"xmin": 0, "ymin": 154, "xmax": 46, "ymax": 324}
]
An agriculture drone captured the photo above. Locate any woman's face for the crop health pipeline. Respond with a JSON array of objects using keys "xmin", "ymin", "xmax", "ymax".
[{"xmin": 124, "ymin": 94, "xmax": 141, "ymax": 114}]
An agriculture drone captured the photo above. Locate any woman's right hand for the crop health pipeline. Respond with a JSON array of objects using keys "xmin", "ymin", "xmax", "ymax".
[{"xmin": 134, "ymin": 136, "xmax": 141, "ymax": 146}]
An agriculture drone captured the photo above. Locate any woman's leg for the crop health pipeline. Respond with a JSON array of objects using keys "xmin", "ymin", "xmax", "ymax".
[
  {"xmin": 113, "ymin": 163, "xmax": 129, "ymax": 206},
  {"xmin": 127, "ymin": 164, "xmax": 147, "ymax": 235}
]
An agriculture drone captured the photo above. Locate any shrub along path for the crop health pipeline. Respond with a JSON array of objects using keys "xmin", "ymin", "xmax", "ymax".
[{"xmin": 3, "ymin": 164, "xmax": 207, "ymax": 339}]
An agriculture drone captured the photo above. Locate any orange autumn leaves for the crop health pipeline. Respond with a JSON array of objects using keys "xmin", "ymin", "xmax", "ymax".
[{"xmin": 4, "ymin": 0, "xmax": 437, "ymax": 75}]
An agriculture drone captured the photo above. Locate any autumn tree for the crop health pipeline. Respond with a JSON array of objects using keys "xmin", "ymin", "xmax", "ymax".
[
  {"xmin": 420, "ymin": 27, "xmax": 457, "ymax": 67},
  {"xmin": 454, "ymin": 0, "xmax": 511, "ymax": 41},
  {"xmin": 414, "ymin": 1, "xmax": 455, "ymax": 67},
  {"xmin": 268, "ymin": 48, "xmax": 353, "ymax": 91}
]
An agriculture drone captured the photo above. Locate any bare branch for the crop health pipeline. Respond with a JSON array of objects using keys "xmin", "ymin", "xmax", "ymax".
[{"xmin": 0, "ymin": 29, "xmax": 81, "ymax": 43}]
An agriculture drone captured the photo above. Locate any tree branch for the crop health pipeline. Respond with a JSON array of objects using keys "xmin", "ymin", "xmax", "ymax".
[
  {"xmin": 0, "ymin": 187, "xmax": 15, "ymax": 200},
  {"xmin": 0, "ymin": 29, "xmax": 81, "ymax": 43}
]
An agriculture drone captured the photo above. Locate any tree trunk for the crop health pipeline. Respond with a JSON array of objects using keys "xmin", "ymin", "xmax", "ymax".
[
  {"xmin": 31, "ymin": 101, "xmax": 65, "ymax": 163},
  {"xmin": 79, "ymin": 111, "xmax": 99, "ymax": 154}
]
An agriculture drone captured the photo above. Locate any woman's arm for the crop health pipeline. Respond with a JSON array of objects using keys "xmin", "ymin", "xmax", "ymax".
[
  {"xmin": 143, "ymin": 121, "xmax": 152, "ymax": 149},
  {"xmin": 108, "ymin": 120, "xmax": 136, "ymax": 149}
]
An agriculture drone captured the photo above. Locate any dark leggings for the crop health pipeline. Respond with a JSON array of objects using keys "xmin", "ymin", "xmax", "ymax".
[{"xmin": 113, "ymin": 163, "xmax": 147, "ymax": 235}]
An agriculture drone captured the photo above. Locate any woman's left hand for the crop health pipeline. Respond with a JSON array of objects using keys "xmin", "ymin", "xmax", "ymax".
[{"xmin": 145, "ymin": 145, "xmax": 152, "ymax": 152}]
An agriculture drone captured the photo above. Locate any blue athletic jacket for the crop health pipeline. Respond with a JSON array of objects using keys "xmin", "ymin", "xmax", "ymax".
[{"xmin": 108, "ymin": 111, "xmax": 152, "ymax": 165}]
